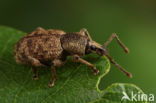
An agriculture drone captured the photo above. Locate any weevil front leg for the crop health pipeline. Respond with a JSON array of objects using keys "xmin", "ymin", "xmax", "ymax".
[
  {"xmin": 72, "ymin": 54, "xmax": 99, "ymax": 75},
  {"xmin": 103, "ymin": 33, "xmax": 129, "ymax": 53},
  {"xmin": 32, "ymin": 67, "xmax": 38, "ymax": 80}
]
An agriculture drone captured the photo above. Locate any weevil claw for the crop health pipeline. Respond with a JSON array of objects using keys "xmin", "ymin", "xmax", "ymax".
[
  {"xmin": 93, "ymin": 69, "xmax": 99, "ymax": 75},
  {"xmin": 48, "ymin": 81, "xmax": 54, "ymax": 87},
  {"xmin": 32, "ymin": 75, "xmax": 38, "ymax": 80}
]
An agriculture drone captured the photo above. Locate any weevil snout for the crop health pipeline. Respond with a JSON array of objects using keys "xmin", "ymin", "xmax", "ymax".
[
  {"xmin": 88, "ymin": 41, "xmax": 107, "ymax": 56},
  {"xmin": 96, "ymin": 48, "xmax": 107, "ymax": 56}
]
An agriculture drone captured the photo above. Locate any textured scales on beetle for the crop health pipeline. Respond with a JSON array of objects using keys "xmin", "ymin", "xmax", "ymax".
[{"xmin": 14, "ymin": 27, "xmax": 132, "ymax": 87}]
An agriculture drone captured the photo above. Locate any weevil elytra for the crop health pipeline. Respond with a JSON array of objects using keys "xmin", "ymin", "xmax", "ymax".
[{"xmin": 14, "ymin": 27, "xmax": 132, "ymax": 87}]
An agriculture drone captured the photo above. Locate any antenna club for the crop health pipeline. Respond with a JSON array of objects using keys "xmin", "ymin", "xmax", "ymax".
[
  {"xmin": 126, "ymin": 72, "xmax": 132, "ymax": 78},
  {"xmin": 124, "ymin": 47, "xmax": 130, "ymax": 54}
]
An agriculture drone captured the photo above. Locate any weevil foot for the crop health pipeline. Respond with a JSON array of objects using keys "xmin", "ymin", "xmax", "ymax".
[
  {"xmin": 32, "ymin": 75, "xmax": 38, "ymax": 80},
  {"xmin": 48, "ymin": 81, "xmax": 54, "ymax": 87},
  {"xmin": 92, "ymin": 68, "xmax": 99, "ymax": 75}
]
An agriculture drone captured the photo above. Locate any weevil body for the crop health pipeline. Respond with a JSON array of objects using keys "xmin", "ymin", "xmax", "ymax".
[{"xmin": 14, "ymin": 27, "xmax": 132, "ymax": 87}]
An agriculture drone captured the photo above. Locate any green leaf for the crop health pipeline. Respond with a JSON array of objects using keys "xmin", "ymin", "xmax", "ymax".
[
  {"xmin": 0, "ymin": 26, "xmax": 147, "ymax": 103},
  {"xmin": 91, "ymin": 83, "xmax": 148, "ymax": 103}
]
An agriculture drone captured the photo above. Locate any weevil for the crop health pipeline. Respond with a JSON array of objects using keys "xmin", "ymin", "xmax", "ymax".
[{"xmin": 14, "ymin": 27, "xmax": 132, "ymax": 87}]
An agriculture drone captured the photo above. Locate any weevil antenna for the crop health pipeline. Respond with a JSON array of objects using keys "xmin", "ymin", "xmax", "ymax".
[
  {"xmin": 103, "ymin": 33, "xmax": 129, "ymax": 54},
  {"xmin": 105, "ymin": 53, "xmax": 132, "ymax": 78}
]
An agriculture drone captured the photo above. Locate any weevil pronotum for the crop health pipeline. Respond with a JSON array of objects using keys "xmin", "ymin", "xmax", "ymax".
[{"xmin": 14, "ymin": 27, "xmax": 132, "ymax": 87}]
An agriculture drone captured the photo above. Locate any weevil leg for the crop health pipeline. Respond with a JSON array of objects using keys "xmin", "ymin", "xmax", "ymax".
[
  {"xmin": 53, "ymin": 59, "xmax": 65, "ymax": 67},
  {"xmin": 103, "ymin": 33, "xmax": 129, "ymax": 53},
  {"xmin": 48, "ymin": 59, "xmax": 64, "ymax": 87},
  {"xmin": 27, "ymin": 27, "xmax": 47, "ymax": 36},
  {"xmin": 28, "ymin": 57, "xmax": 45, "ymax": 80},
  {"xmin": 80, "ymin": 28, "xmax": 93, "ymax": 41},
  {"xmin": 36, "ymin": 27, "xmax": 45, "ymax": 31},
  {"xmin": 32, "ymin": 67, "xmax": 38, "ymax": 80},
  {"xmin": 28, "ymin": 56, "xmax": 45, "ymax": 67},
  {"xmin": 72, "ymin": 54, "xmax": 99, "ymax": 75},
  {"xmin": 48, "ymin": 65, "xmax": 56, "ymax": 87}
]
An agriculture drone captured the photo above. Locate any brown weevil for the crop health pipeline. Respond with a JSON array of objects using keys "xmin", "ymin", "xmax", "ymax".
[{"xmin": 14, "ymin": 27, "xmax": 132, "ymax": 87}]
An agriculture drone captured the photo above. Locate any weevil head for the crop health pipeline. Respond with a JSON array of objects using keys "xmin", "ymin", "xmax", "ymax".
[{"xmin": 85, "ymin": 40, "xmax": 107, "ymax": 56}]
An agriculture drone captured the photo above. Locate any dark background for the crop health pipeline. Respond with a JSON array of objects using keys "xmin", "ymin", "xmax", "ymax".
[{"xmin": 0, "ymin": 0, "xmax": 156, "ymax": 95}]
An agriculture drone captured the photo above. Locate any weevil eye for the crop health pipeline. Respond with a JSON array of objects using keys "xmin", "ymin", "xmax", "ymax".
[{"xmin": 90, "ymin": 45, "xmax": 96, "ymax": 50}]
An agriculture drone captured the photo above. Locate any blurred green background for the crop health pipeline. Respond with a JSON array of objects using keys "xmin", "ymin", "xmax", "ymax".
[{"xmin": 0, "ymin": 0, "xmax": 156, "ymax": 96}]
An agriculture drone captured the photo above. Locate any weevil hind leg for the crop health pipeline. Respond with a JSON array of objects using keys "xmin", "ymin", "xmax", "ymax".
[
  {"xmin": 32, "ymin": 67, "xmax": 38, "ymax": 80},
  {"xmin": 72, "ymin": 54, "xmax": 99, "ymax": 75}
]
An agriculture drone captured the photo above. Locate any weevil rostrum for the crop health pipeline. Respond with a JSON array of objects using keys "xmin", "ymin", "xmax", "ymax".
[{"xmin": 14, "ymin": 27, "xmax": 132, "ymax": 87}]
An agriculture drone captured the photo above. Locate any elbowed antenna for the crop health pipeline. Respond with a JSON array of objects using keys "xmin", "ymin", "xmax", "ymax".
[
  {"xmin": 103, "ymin": 33, "xmax": 130, "ymax": 54},
  {"xmin": 102, "ymin": 33, "xmax": 132, "ymax": 78},
  {"xmin": 105, "ymin": 53, "xmax": 132, "ymax": 78}
]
